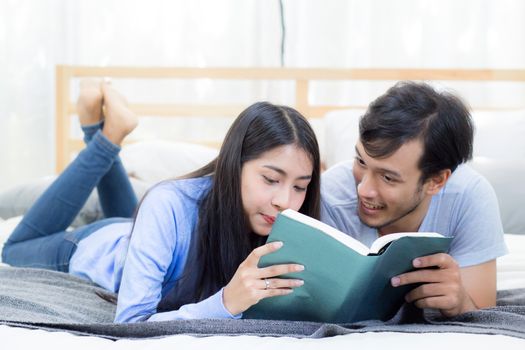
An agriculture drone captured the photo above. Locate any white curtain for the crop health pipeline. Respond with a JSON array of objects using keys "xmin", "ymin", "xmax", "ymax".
[{"xmin": 1, "ymin": 0, "xmax": 524, "ymax": 190}]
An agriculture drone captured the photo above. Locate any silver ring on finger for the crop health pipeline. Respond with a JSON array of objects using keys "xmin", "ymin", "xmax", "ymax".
[{"xmin": 264, "ymin": 278, "xmax": 270, "ymax": 290}]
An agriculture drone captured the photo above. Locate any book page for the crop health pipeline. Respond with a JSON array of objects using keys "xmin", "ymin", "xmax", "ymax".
[
  {"xmin": 281, "ymin": 209, "xmax": 370, "ymax": 255},
  {"xmin": 369, "ymin": 231, "xmax": 444, "ymax": 255}
]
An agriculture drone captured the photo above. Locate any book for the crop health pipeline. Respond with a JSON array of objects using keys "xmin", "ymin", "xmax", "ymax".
[{"xmin": 243, "ymin": 209, "xmax": 452, "ymax": 323}]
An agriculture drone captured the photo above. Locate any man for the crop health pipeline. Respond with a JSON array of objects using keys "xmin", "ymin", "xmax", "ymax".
[{"xmin": 321, "ymin": 81, "xmax": 507, "ymax": 317}]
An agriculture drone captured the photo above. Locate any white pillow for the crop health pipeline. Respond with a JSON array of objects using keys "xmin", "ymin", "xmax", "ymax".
[
  {"xmin": 0, "ymin": 216, "xmax": 23, "ymax": 264},
  {"xmin": 472, "ymin": 110, "xmax": 525, "ymax": 159},
  {"xmin": 0, "ymin": 177, "xmax": 150, "ymax": 227},
  {"xmin": 469, "ymin": 157, "xmax": 525, "ymax": 235},
  {"xmin": 322, "ymin": 109, "xmax": 364, "ymax": 168},
  {"xmin": 497, "ymin": 234, "xmax": 525, "ymax": 290},
  {"xmin": 120, "ymin": 140, "xmax": 219, "ymax": 183},
  {"xmin": 0, "ymin": 141, "xmax": 218, "ymax": 227}
]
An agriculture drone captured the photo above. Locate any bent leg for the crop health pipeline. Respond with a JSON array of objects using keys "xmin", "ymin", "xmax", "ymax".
[
  {"xmin": 96, "ymin": 83, "xmax": 139, "ymax": 218},
  {"xmin": 1, "ymin": 80, "xmax": 134, "ymax": 268},
  {"xmin": 3, "ymin": 131, "xmax": 120, "ymax": 247},
  {"xmin": 78, "ymin": 81, "xmax": 138, "ymax": 219},
  {"xmin": 97, "ymin": 157, "xmax": 137, "ymax": 218},
  {"xmin": 2, "ymin": 230, "xmax": 76, "ymax": 271},
  {"xmin": 83, "ymin": 122, "xmax": 137, "ymax": 219},
  {"xmin": 2, "ymin": 218, "xmax": 122, "ymax": 271}
]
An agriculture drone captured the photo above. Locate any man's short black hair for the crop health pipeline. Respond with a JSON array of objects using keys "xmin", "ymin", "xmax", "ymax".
[{"xmin": 359, "ymin": 81, "xmax": 474, "ymax": 182}]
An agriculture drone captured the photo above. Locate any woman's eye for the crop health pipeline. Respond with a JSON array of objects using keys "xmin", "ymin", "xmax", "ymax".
[
  {"xmin": 294, "ymin": 185, "xmax": 307, "ymax": 193},
  {"xmin": 263, "ymin": 175, "xmax": 278, "ymax": 184}
]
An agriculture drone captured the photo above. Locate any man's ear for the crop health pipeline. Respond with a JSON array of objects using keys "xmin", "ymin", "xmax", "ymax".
[{"xmin": 425, "ymin": 169, "xmax": 452, "ymax": 195}]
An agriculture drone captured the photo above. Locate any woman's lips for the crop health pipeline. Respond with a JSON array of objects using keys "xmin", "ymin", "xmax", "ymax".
[{"xmin": 261, "ymin": 214, "xmax": 276, "ymax": 225}]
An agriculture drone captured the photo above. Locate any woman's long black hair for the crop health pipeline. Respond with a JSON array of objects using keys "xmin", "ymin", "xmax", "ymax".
[{"xmin": 182, "ymin": 101, "xmax": 321, "ymax": 303}]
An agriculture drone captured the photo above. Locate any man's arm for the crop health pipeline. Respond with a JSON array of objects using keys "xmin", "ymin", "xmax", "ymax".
[
  {"xmin": 391, "ymin": 254, "xmax": 496, "ymax": 317},
  {"xmin": 460, "ymin": 259, "xmax": 496, "ymax": 308}
]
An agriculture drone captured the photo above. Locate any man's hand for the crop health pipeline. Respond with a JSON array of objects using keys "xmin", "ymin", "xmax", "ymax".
[{"xmin": 391, "ymin": 253, "xmax": 479, "ymax": 317}]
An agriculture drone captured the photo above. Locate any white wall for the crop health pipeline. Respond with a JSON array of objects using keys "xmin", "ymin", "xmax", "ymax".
[{"xmin": 1, "ymin": 0, "xmax": 524, "ymax": 191}]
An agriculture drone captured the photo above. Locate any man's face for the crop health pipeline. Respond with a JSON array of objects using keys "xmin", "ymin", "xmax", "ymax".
[{"xmin": 352, "ymin": 139, "xmax": 433, "ymax": 235}]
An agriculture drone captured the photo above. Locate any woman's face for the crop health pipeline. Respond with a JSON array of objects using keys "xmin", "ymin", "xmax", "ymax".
[{"xmin": 240, "ymin": 144, "xmax": 314, "ymax": 236}]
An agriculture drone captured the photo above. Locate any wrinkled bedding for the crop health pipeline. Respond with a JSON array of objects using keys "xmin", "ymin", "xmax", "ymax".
[{"xmin": 0, "ymin": 267, "xmax": 524, "ymax": 340}]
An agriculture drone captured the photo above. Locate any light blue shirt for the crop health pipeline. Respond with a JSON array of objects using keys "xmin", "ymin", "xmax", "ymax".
[
  {"xmin": 320, "ymin": 162, "xmax": 508, "ymax": 267},
  {"xmin": 69, "ymin": 177, "xmax": 240, "ymax": 323}
]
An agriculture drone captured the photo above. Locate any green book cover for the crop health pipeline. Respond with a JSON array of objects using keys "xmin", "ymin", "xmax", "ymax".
[{"xmin": 243, "ymin": 209, "xmax": 452, "ymax": 323}]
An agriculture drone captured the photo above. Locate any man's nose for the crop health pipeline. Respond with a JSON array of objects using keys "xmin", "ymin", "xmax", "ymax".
[{"xmin": 357, "ymin": 174, "xmax": 378, "ymax": 198}]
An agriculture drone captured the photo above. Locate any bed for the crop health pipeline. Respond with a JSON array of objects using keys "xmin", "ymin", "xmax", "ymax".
[{"xmin": 0, "ymin": 66, "xmax": 524, "ymax": 348}]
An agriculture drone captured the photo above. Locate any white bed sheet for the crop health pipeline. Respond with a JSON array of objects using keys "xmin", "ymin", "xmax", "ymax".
[{"xmin": 1, "ymin": 325, "xmax": 524, "ymax": 350}]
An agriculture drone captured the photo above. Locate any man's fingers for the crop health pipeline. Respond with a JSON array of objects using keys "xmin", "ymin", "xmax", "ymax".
[
  {"xmin": 409, "ymin": 291, "xmax": 467, "ymax": 316},
  {"xmin": 404, "ymin": 282, "xmax": 455, "ymax": 303},
  {"xmin": 411, "ymin": 295, "xmax": 452, "ymax": 310},
  {"xmin": 412, "ymin": 253, "xmax": 457, "ymax": 269},
  {"xmin": 392, "ymin": 268, "xmax": 446, "ymax": 286},
  {"xmin": 391, "ymin": 253, "xmax": 460, "ymax": 287}
]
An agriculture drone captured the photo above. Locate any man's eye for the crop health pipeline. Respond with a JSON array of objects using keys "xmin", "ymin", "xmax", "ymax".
[
  {"xmin": 383, "ymin": 175, "xmax": 394, "ymax": 183},
  {"xmin": 355, "ymin": 157, "xmax": 365, "ymax": 166}
]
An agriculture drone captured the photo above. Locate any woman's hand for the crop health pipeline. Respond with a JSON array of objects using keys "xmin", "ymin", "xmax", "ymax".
[{"xmin": 222, "ymin": 241, "xmax": 304, "ymax": 316}]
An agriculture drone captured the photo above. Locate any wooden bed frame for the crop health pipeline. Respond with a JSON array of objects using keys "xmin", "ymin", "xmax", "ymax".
[{"xmin": 55, "ymin": 65, "xmax": 525, "ymax": 173}]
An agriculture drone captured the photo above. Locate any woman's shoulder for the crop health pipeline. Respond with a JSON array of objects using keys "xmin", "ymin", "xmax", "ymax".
[{"xmin": 146, "ymin": 176, "xmax": 213, "ymax": 204}]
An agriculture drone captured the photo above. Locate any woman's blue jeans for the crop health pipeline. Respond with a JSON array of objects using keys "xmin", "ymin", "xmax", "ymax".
[{"xmin": 1, "ymin": 124, "xmax": 137, "ymax": 272}]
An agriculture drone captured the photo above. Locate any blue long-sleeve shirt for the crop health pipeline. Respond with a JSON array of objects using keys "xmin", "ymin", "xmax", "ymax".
[{"xmin": 69, "ymin": 176, "xmax": 240, "ymax": 322}]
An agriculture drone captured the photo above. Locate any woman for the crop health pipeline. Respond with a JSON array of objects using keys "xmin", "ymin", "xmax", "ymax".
[{"xmin": 2, "ymin": 80, "xmax": 321, "ymax": 322}]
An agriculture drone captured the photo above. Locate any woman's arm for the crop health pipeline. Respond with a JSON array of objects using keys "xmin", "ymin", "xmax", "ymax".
[
  {"xmin": 115, "ymin": 181, "xmax": 304, "ymax": 323},
  {"xmin": 115, "ymin": 182, "xmax": 238, "ymax": 322}
]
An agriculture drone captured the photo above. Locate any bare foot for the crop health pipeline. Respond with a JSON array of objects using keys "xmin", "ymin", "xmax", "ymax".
[
  {"xmin": 77, "ymin": 79, "xmax": 104, "ymax": 126},
  {"xmin": 101, "ymin": 83, "xmax": 138, "ymax": 146}
]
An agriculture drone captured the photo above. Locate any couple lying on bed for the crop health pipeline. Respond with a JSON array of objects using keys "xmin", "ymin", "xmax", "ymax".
[{"xmin": 1, "ymin": 80, "xmax": 507, "ymax": 323}]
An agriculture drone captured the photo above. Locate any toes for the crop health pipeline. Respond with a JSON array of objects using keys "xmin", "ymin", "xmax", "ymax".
[
  {"xmin": 99, "ymin": 84, "xmax": 138, "ymax": 145},
  {"xmin": 101, "ymin": 82, "xmax": 129, "ymax": 107},
  {"xmin": 77, "ymin": 79, "xmax": 104, "ymax": 124},
  {"xmin": 80, "ymin": 79, "xmax": 102, "ymax": 91}
]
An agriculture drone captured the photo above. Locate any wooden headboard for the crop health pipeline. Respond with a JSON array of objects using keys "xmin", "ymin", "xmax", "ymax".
[{"xmin": 55, "ymin": 65, "xmax": 525, "ymax": 173}]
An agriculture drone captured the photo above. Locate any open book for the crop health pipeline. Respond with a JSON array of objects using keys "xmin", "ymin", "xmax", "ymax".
[{"xmin": 243, "ymin": 209, "xmax": 452, "ymax": 323}]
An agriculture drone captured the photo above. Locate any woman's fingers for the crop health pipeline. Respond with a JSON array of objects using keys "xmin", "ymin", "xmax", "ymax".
[
  {"xmin": 259, "ymin": 277, "xmax": 304, "ymax": 290},
  {"xmin": 255, "ymin": 278, "xmax": 304, "ymax": 301},
  {"xmin": 257, "ymin": 263, "xmax": 304, "ymax": 279},
  {"xmin": 244, "ymin": 241, "xmax": 283, "ymax": 266},
  {"xmin": 223, "ymin": 241, "xmax": 306, "ymax": 314},
  {"xmin": 243, "ymin": 241, "xmax": 305, "ymax": 278}
]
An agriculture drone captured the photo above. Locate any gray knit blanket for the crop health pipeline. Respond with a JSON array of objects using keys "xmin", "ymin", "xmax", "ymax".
[{"xmin": 0, "ymin": 267, "xmax": 524, "ymax": 340}]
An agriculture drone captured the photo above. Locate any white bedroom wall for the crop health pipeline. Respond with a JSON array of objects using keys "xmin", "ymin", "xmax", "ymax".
[{"xmin": 0, "ymin": 0, "xmax": 524, "ymax": 191}]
